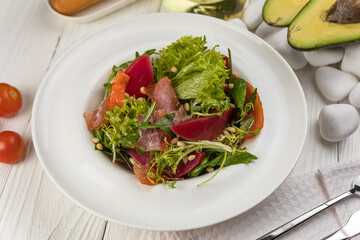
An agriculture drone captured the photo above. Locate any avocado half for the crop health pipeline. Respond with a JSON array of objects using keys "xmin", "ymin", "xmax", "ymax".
[
  {"xmin": 288, "ymin": 0, "xmax": 360, "ymax": 50},
  {"xmin": 262, "ymin": 0, "xmax": 310, "ymax": 26}
]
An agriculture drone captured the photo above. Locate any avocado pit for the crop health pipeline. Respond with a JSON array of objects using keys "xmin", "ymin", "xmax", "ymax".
[{"xmin": 327, "ymin": 0, "xmax": 360, "ymax": 24}]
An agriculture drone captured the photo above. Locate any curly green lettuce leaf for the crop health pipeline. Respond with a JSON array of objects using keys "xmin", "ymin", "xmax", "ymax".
[
  {"xmin": 102, "ymin": 98, "xmax": 149, "ymax": 148},
  {"xmin": 157, "ymin": 35, "xmax": 230, "ymax": 116},
  {"xmin": 158, "ymin": 35, "xmax": 207, "ymax": 79}
]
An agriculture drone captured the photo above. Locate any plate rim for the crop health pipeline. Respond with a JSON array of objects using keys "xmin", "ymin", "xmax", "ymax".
[{"xmin": 32, "ymin": 12, "xmax": 308, "ymax": 231}]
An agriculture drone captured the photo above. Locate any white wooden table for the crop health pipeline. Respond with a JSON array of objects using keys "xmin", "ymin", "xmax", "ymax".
[{"xmin": 1, "ymin": 0, "xmax": 359, "ymax": 239}]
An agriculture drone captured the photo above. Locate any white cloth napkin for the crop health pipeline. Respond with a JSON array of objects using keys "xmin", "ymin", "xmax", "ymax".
[{"xmin": 151, "ymin": 160, "xmax": 360, "ymax": 240}]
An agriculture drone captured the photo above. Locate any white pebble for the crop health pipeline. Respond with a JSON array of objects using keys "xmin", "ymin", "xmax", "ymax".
[
  {"xmin": 241, "ymin": 0, "xmax": 265, "ymax": 30},
  {"xmin": 228, "ymin": 18, "xmax": 248, "ymax": 30},
  {"xmin": 315, "ymin": 66, "xmax": 358, "ymax": 102},
  {"xmin": 255, "ymin": 21, "xmax": 281, "ymax": 39},
  {"xmin": 341, "ymin": 44, "xmax": 360, "ymax": 78},
  {"xmin": 303, "ymin": 48, "xmax": 344, "ymax": 67},
  {"xmin": 349, "ymin": 83, "xmax": 360, "ymax": 108},
  {"xmin": 263, "ymin": 28, "xmax": 307, "ymax": 70},
  {"xmin": 319, "ymin": 104, "xmax": 359, "ymax": 142}
]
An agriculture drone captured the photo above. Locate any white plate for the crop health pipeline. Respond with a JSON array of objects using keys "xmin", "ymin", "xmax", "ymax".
[
  {"xmin": 32, "ymin": 13, "xmax": 307, "ymax": 231},
  {"xmin": 46, "ymin": 0, "xmax": 136, "ymax": 22}
]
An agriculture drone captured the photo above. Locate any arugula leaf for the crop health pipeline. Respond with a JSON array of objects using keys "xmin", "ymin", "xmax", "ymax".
[
  {"xmin": 140, "ymin": 113, "xmax": 175, "ymax": 131},
  {"xmin": 239, "ymin": 117, "xmax": 254, "ymax": 130},
  {"xmin": 229, "ymin": 77, "xmax": 247, "ymax": 111},
  {"xmin": 225, "ymin": 151, "xmax": 257, "ymax": 165},
  {"xmin": 139, "ymin": 101, "xmax": 175, "ymax": 135},
  {"xmin": 188, "ymin": 149, "xmax": 257, "ymax": 177},
  {"xmin": 141, "ymin": 101, "xmax": 158, "ymax": 125}
]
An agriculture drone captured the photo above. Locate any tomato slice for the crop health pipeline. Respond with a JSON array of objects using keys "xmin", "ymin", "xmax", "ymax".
[
  {"xmin": 108, "ymin": 71, "xmax": 130, "ymax": 109},
  {"xmin": 243, "ymin": 81, "xmax": 264, "ymax": 140}
]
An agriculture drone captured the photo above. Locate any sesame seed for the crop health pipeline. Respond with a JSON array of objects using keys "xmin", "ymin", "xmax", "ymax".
[
  {"xmin": 91, "ymin": 137, "xmax": 100, "ymax": 144},
  {"xmin": 177, "ymin": 141, "xmax": 186, "ymax": 147},
  {"xmin": 228, "ymin": 83, "xmax": 234, "ymax": 89},
  {"xmin": 137, "ymin": 97, "xmax": 144, "ymax": 101},
  {"xmin": 96, "ymin": 143, "xmax": 103, "ymax": 150},
  {"xmin": 170, "ymin": 138, "xmax": 179, "ymax": 145},
  {"xmin": 206, "ymin": 167, "xmax": 214, "ymax": 172},
  {"xmin": 125, "ymin": 92, "xmax": 130, "ymax": 98},
  {"xmin": 188, "ymin": 155, "xmax": 196, "ymax": 161}
]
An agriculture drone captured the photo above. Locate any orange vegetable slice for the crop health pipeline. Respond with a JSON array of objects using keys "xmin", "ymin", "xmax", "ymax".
[
  {"xmin": 243, "ymin": 81, "xmax": 264, "ymax": 140},
  {"xmin": 108, "ymin": 71, "xmax": 130, "ymax": 109}
]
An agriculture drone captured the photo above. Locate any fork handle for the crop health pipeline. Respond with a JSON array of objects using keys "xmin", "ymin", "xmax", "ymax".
[{"xmin": 257, "ymin": 190, "xmax": 354, "ymax": 240}]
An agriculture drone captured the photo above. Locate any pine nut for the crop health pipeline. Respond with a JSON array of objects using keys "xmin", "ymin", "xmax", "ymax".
[
  {"xmin": 96, "ymin": 143, "xmax": 103, "ymax": 150},
  {"xmin": 170, "ymin": 66, "xmax": 177, "ymax": 73},
  {"xmin": 206, "ymin": 167, "xmax": 214, "ymax": 172},
  {"xmin": 188, "ymin": 155, "xmax": 196, "ymax": 161},
  {"xmin": 223, "ymin": 130, "xmax": 230, "ymax": 136},
  {"xmin": 228, "ymin": 83, "xmax": 234, "ymax": 89},
  {"xmin": 170, "ymin": 138, "xmax": 179, "ymax": 145},
  {"xmin": 140, "ymin": 87, "xmax": 146, "ymax": 94},
  {"xmin": 129, "ymin": 158, "xmax": 136, "ymax": 165},
  {"xmin": 226, "ymin": 127, "xmax": 236, "ymax": 133},
  {"xmin": 229, "ymin": 103, "xmax": 236, "ymax": 109},
  {"xmin": 149, "ymin": 172, "xmax": 156, "ymax": 179},
  {"xmin": 125, "ymin": 92, "xmax": 130, "ymax": 98},
  {"xmin": 137, "ymin": 97, "xmax": 144, "ymax": 101},
  {"xmin": 177, "ymin": 141, "xmax": 186, "ymax": 147},
  {"xmin": 184, "ymin": 103, "xmax": 190, "ymax": 112},
  {"xmin": 223, "ymin": 83, "xmax": 228, "ymax": 89},
  {"xmin": 91, "ymin": 137, "xmax": 100, "ymax": 144}
]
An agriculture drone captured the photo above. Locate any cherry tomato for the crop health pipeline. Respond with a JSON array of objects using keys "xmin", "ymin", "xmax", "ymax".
[
  {"xmin": 0, "ymin": 131, "xmax": 26, "ymax": 164},
  {"xmin": 0, "ymin": 83, "xmax": 22, "ymax": 117}
]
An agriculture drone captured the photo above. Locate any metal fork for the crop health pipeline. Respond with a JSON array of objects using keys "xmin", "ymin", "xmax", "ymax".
[
  {"xmin": 258, "ymin": 175, "xmax": 360, "ymax": 240},
  {"xmin": 322, "ymin": 209, "xmax": 360, "ymax": 240}
]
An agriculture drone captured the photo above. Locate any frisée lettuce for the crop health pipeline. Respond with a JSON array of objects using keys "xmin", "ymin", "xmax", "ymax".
[{"xmin": 156, "ymin": 36, "xmax": 230, "ymax": 117}]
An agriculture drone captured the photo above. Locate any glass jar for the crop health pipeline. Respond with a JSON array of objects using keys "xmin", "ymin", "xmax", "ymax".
[{"xmin": 163, "ymin": 0, "xmax": 246, "ymax": 20}]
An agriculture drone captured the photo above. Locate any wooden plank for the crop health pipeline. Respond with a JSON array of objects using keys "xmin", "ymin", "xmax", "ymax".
[
  {"xmin": 0, "ymin": 0, "xmax": 67, "ymax": 238},
  {"xmin": 0, "ymin": 0, "xmax": 161, "ymax": 239},
  {"xmin": 103, "ymin": 222, "xmax": 154, "ymax": 240}
]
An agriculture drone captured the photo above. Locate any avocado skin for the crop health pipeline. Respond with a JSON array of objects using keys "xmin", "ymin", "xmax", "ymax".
[
  {"xmin": 287, "ymin": 0, "xmax": 360, "ymax": 51},
  {"xmin": 287, "ymin": 35, "xmax": 360, "ymax": 52}
]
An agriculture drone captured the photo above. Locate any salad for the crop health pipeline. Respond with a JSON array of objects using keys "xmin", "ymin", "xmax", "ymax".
[{"xmin": 83, "ymin": 36, "xmax": 264, "ymax": 188}]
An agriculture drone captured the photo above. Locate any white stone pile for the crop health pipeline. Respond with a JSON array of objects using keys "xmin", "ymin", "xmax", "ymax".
[{"xmin": 237, "ymin": 0, "xmax": 360, "ymax": 142}]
